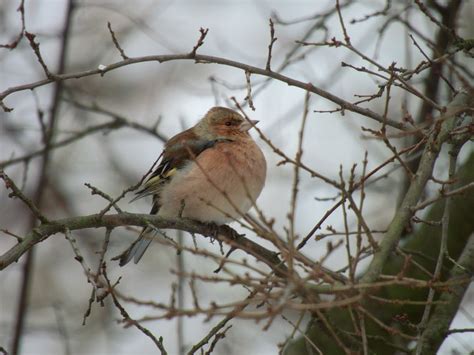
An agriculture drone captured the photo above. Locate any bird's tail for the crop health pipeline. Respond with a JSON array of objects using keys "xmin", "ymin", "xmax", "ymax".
[
  {"xmin": 117, "ymin": 197, "xmax": 161, "ymax": 266},
  {"xmin": 116, "ymin": 227, "xmax": 156, "ymax": 266}
]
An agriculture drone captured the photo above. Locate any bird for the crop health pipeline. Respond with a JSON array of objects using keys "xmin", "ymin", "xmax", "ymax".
[{"xmin": 117, "ymin": 106, "xmax": 267, "ymax": 266}]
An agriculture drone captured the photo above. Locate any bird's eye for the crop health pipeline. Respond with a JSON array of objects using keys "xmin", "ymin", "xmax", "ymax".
[{"xmin": 225, "ymin": 121, "xmax": 232, "ymax": 126}]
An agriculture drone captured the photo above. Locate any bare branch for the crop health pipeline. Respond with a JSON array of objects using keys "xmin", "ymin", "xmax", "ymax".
[
  {"xmin": 335, "ymin": 0, "xmax": 351, "ymax": 44},
  {"xmin": 0, "ymin": 0, "xmax": 25, "ymax": 50},
  {"xmin": 188, "ymin": 291, "xmax": 257, "ymax": 354},
  {"xmin": 0, "ymin": 213, "xmax": 288, "ymax": 277},
  {"xmin": 413, "ymin": 182, "xmax": 474, "ymax": 211},
  {"xmin": 103, "ymin": 265, "xmax": 168, "ymax": 354},
  {"xmin": 359, "ymin": 91, "xmax": 473, "ymax": 286},
  {"xmin": 107, "ymin": 22, "xmax": 129, "ymax": 59},
  {"xmin": 417, "ymin": 233, "xmax": 474, "ymax": 354},
  {"xmin": 84, "ymin": 183, "xmax": 123, "ymax": 213},
  {"xmin": 0, "ymin": 171, "xmax": 49, "ymax": 224},
  {"xmin": 24, "ymin": 32, "xmax": 54, "ymax": 78},
  {"xmin": 190, "ymin": 27, "xmax": 209, "ymax": 57},
  {"xmin": 416, "ymin": 112, "xmax": 466, "ymax": 354},
  {"xmin": 244, "ymin": 70, "xmax": 256, "ymax": 110},
  {"xmin": 413, "ymin": 0, "xmax": 458, "ymax": 40},
  {"xmin": 266, "ymin": 18, "xmax": 277, "ymax": 71},
  {"xmin": 0, "ymin": 53, "xmax": 405, "ymax": 129}
]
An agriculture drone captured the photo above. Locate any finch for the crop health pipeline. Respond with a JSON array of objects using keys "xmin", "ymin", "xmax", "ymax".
[{"xmin": 118, "ymin": 106, "xmax": 267, "ymax": 266}]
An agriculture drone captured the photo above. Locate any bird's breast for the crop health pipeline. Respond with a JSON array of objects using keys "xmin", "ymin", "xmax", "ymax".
[{"xmin": 158, "ymin": 138, "xmax": 266, "ymax": 223}]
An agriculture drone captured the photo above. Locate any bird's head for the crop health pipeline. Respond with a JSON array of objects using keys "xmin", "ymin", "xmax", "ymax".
[{"xmin": 195, "ymin": 107, "xmax": 259, "ymax": 140}]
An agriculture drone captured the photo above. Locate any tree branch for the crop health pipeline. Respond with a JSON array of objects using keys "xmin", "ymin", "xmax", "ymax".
[
  {"xmin": 359, "ymin": 91, "xmax": 473, "ymax": 286},
  {"xmin": 418, "ymin": 233, "xmax": 474, "ymax": 354},
  {"xmin": 0, "ymin": 213, "xmax": 288, "ymax": 277},
  {"xmin": 0, "ymin": 53, "xmax": 405, "ymax": 129}
]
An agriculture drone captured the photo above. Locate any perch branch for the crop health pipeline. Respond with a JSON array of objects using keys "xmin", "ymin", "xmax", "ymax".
[{"xmin": 0, "ymin": 213, "xmax": 288, "ymax": 277}]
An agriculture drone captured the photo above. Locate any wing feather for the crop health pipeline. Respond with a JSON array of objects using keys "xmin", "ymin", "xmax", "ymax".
[{"xmin": 131, "ymin": 129, "xmax": 224, "ymax": 204}]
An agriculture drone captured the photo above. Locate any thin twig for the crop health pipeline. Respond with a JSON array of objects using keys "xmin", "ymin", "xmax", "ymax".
[
  {"xmin": 244, "ymin": 70, "xmax": 256, "ymax": 110},
  {"xmin": 107, "ymin": 21, "xmax": 129, "ymax": 59},
  {"xmin": 190, "ymin": 27, "xmax": 209, "ymax": 57},
  {"xmin": 84, "ymin": 183, "xmax": 123, "ymax": 213},
  {"xmin": 412, "ymin": 182, "xmax": 474, "ymax": 211},
  {"xmin": 24, "ymin": 32, "xmax": 54, "ymax": 78},
  {"xmin": 336, "ymin": 0, "xmax": 351, "ymax": 44},
  {"xmin": 187, "ymin": 291, "xmax": 257, "ymax": 354},
  {"xmin": 287, "ymin": 92, "xmax": 310, "ymax": 272},
  {"xmin": 0, "ymin": 171, "xmax": 49, "ymax": 223},
  {"xmin": 0, "ymin": 0, "xmax": 25, "ymax": 49},
  {"xmin": 413, "ymin": 0, "xmax": 458, "ymax": 40},
  {"xmin": 103, "ymin": 265, "xmax": 168, "ymax": 354},
  {"xmin": 266, "ymin": 18, "xmax": 277, "ymax": 71},
  {"xmin": 0, "ymin": 229, "xmax": 23, "ymax": 243},
  {"xmin": 1, "ymin": 119, "xmax": 159, "ymax": 170}
]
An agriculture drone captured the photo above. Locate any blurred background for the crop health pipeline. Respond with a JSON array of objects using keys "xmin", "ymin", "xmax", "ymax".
[{"xmin": 1, "ymin": 0, "xmax": 473, "ymax": 354}]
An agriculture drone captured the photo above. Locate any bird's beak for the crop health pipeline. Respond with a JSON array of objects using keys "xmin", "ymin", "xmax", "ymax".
[{"xmin": 240, "ymin": 119, "xmax": 259, "ymax": 132}]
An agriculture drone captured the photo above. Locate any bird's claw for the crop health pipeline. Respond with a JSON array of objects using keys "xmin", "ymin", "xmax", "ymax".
[
  {"xmin": 219, "ymin": 224, "xmax": 245, "ymax": 240},
  {"xmin": 205, "ymin": 222, "xmax": 220, "ymax": 240}
]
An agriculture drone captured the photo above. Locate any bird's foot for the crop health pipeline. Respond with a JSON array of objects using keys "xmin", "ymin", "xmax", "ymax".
[
  {"xmin": 204, "ymin": 222, "xmax": 220, "ymax": 241},
  {"xmin": 219, "ymin": 224, "xmax": 245, "ymax": 240},
  {"xmin": 212, "ymin": 225, "xmax": 245, "ymax": 274}
]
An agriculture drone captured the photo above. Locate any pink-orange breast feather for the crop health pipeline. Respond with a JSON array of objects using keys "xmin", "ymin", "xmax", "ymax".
[{"xmin": 157, "ymin": 137, "xmax": 266, "ymax": 224}]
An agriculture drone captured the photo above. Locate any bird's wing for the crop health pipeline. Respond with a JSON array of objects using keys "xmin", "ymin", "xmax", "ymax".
[{"xmin": 131, "ymin": 128, "xmax": 227, "ymax": 203}]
